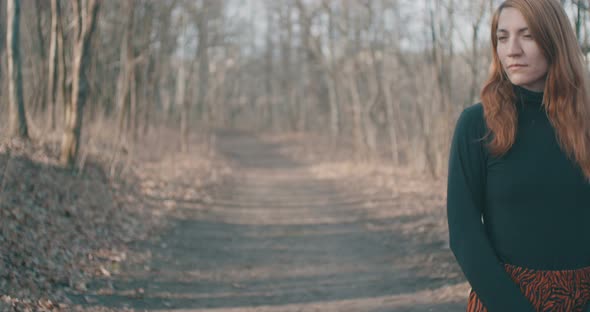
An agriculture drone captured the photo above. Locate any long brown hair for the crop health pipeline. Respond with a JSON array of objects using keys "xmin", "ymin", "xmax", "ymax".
[{"xmin": 482, "ymin": 0, "xmax": 590, "ymax": 180}]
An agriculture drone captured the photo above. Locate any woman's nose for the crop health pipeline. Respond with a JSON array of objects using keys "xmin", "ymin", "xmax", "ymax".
[{"xmin": 507, "ymin": 38, "xmax": 523, "ymax": 56}]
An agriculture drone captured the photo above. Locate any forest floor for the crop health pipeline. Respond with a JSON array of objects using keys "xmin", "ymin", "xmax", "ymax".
[{"xmin": 1, "ymin": 129, "xmax": 470, "ymax": 311}]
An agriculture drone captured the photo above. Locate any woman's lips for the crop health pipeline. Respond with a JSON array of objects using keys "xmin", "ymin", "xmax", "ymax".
[{"xmin": 508, "ymin": 64, "xmax": 527, "ymax": 70}]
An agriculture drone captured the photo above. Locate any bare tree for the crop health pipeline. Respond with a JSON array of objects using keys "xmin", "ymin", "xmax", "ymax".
[
  {"xmin": 424, "ymin": 0, "xmax": 457, "ymax": 177},
  {"xmin": 116, "ymin": 0, "xmax": 135, "ymax": 137},
  {"xmin": 0, "ymin": 1, "xmax": 5, "ymax": 96},
  {"xmin": 6, "ymin": 0, "xmax": 28, "ymax": 139},
  {"xmin": 136, "ymin": 2, "xmax": 155, "ymax": 138},
  {"xmin": 322, "ymin": 0, "xmax": 341, "ymax": 143},
  {"xmin": 467, "ymin": 0, "xmax": 488, "ymax": 105},
  {"xmin": 344, "ymin": 0, "xmax": 369, "ymax": 160},
  {"xmin": 264, "ymin": 5, "xmax": 276, "ymax": 130},
  {"xmin": 565, "ymin": 0, "xmax": 590, "ymax": 54},
  {"xmin": 47, "ymin": 0, "xmax": 60, "ymax": 130},
  {"xmin": 174, "ymin": 61, "xmax": 187, "ymax": 147},
  {"xmin": 189, "ymin": 1, "xmax": 210, "ymax": 151},
  {"xmin": 60, "ymin": 0, "xmax": 100, "ymax": 167},
  {"xmin": 31, "ymin": 0, "xmax": 48, "ymax": 115}
]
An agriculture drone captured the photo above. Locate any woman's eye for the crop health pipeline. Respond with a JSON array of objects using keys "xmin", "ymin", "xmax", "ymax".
[{"xmin": 498, "ymin": 37, "xmax": 507, "ymax": 41}]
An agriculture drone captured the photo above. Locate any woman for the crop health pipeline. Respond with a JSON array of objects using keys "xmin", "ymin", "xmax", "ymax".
[{"xmin": 447, "ymin": 0, "xmax": 590, "ymax": 311}]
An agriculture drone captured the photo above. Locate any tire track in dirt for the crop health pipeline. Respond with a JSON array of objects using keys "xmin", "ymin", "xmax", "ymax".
[{"xmin": 69, "ymin": 130, "xmax": 468, "ymax": 311}]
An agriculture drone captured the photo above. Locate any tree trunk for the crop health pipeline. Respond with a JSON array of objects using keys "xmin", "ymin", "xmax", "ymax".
[
  {"xmin": 7, "ymin": 0, "xmax": 28, "ymax": 139},
  {"xmin": 326, "ymin": 73, "xmax": 340, "ymax": 141},
  {"xmin": 195, "ymin": 4, "xmax": 209, "ymax": 132},
  {"xmin": 130, "ymin": 68, "xmax": 138, "ymax": 142},
  {"xmin": 426, "ymin": 0, "xmax": 455, "ymax": 177},
  {"xmin": 576, "ymin": 0, "xmax": 582, "ymax": 41},
  {"xmin": 468, "ymin": 22, "xmax": 480, "ymax": 105},
  {"xmin": 0, "ymin": 0, "xmax": 5, "ymax": 98},
  {"xmin": 142, "ymin": 57, "xmax": 153, "ymax": 136},
  {"xmin": 364, "ymin": 61, "xmax": 379, "ymax": 158},
  {"xmin": 295, "ymin": 0, "xmax": 316, "ymax": 133},
  {"xmin": 136, "ymin": 2, "xmax": 153, "ymax": 138},
  {"xmin": 176, "ymin": 64, "xmax": 188, "ymax": 151},
  {"xmin": 265, "ymin": 9, "xmax": 276, "ymax": 130},
  {"xmin": 58, "ymin": 7, "xmax": 67, "ymax": 129},
  {"xmin": 33, "ymin": 0, "xmax": 47, "ymax": 115},
  {"xmin": 47, "ymin": 0, "xmax": 59, "ymax": 130},
  {"xmin": 326, "ymin": 3, "xmax": 340, "ymax": 142},
  {"xmin": 116, "ymin": 0, "xmax": 135, "ymax": 137},
  {"xmin": 468, "ymin": 0, "xmax": 486, "ymax": 105},
  {"xmin": 60, "ymin": 0, "xmax": 100, "ymax": 167},
  {"xmin": 384, "ymin": 79, "xmax": 400, "ymax": 165},
  {"xmin": 383, "ymin": 0, "xmax": 403, "ymax": 165},
  {"xmin": 347, "ymin": 70, "xmax": 365, "ymax": 161}
]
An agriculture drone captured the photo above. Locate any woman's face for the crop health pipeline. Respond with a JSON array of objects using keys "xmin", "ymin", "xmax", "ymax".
[{"xmin": 496, "ymin": 7, "xmax": 549, "ymax": 92}]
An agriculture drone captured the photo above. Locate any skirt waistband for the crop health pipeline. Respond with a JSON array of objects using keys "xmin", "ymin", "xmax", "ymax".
[{"xmin": 502, "ymin": 262, "xmax": 590, "ymax": 273}]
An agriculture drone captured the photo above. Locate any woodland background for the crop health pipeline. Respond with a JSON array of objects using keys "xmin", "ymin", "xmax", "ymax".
[{"xmin": 1, "ymin": 0, "xmax": 589, "ymax": 311}]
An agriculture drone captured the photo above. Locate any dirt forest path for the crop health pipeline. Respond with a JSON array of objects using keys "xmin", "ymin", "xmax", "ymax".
[{"xmin": 69, "ymin": 130, "xmax": 469, "ymax": 312}]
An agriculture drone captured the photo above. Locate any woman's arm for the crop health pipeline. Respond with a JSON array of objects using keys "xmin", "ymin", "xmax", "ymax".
[{"xmin": 447, "ymin": 106, "xmax": 536, "ymax": 312}]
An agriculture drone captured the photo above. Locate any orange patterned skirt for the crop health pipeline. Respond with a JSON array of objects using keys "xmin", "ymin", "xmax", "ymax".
[{"xmin": 467, "ymin": 263, "xmax": 590, "ymax": 312}]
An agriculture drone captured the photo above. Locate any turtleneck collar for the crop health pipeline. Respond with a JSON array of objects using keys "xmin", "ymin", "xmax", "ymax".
[{"xmin": 513, "ymin": 84, "xmax": 544, "ymax": 107}]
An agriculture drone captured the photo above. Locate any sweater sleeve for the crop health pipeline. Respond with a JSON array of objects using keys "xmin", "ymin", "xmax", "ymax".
[{"xmin": 447, "ymin": 106, "xmax": 536, "ymax": 312}]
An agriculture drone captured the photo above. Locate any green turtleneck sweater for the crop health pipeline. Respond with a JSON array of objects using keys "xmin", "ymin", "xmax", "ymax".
[{"xmin": 447, "ymin": 85, "xmax": 590, "ymax": 312}]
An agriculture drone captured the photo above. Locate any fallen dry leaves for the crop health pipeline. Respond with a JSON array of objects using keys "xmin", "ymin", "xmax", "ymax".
[{"xmin": 0, "ymin": 125, "xmax": 232, "ymax": 312}]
